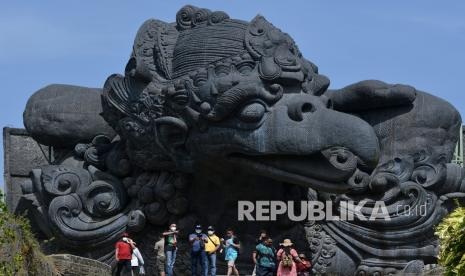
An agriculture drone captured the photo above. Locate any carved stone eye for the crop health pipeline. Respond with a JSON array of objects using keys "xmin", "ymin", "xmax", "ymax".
[
  {"xmin": 238, "ymin": 103, "xmax": 265, "ymax": 123},
  {"xmin": 250, "ymin": 25, "xmax": 266, "ymax": 36},
  {"xmin": 194, "ymin": 75, "xmax": 207, "ymax": 87},
  {"xmin": 411, "ymin": 165, "xmax": 438, "ymax": 187},
  {"xmin": 215, "ymin": 64, "xmax": 230, "ymax": 77},
  {"xmin": 57, "ymin": 179, "xmax": 71, "ymax": 191},
  {"xmin": 236, "ymin": 61, "xmax": 255, "ymax": 75}
]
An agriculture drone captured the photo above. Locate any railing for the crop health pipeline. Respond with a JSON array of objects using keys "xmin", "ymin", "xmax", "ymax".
[{"xmin": 452, "ymin": 126, "xmax": 464, "ymax": 167}]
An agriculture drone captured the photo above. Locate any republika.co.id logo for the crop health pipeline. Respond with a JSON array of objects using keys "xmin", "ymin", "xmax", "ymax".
[{"xmin": 237, "ymin": 200, "xmax": 428, "ymax": 222}]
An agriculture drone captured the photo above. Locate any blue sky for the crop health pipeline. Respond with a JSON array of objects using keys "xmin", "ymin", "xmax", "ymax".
[{"xmin": 1, "ymin": 1, "xmax": 465, "ymax": 190}]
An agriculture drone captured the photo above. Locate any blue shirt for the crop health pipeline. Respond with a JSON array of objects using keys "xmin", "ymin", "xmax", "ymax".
[
  {"xmin": 256, "ymin": 243, "xmax": 276, "ymax": 268},
  {"xmin": 225, "ymin": 237, "xmax": 239, "ymax": 261},
  {"xmin": 189, "ymin": 233, "xmax": 207, "ymax": 252}
]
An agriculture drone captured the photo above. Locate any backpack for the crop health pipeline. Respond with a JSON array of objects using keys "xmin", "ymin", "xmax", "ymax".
[
  {"xmin": 257, "ymin": 245, "xmax": 276, "ymax": 268},
  {"xmin": 281, "ymin": 248, "xmax": 294, "ymax": 268}
]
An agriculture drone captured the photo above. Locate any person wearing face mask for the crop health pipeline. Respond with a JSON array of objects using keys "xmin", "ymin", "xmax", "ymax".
[
  {"xmin": 189, "ymin": 225, "xmax": 208, "ymax": 276},
  {"xmin": 163, "ymin": 223, "xmax": 179, "ymax": 276},
  {"xmin": 204, "ymin": 226, "xmax": 221, "ymax": 276}
]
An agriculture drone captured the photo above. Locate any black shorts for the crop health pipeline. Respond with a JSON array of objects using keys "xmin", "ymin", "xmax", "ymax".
[{"xmin": 115, "ymin": 259, "xmax": 131, "ymax": 275}]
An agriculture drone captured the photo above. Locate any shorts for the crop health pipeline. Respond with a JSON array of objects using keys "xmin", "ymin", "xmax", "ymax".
[
  {"xmin": 156, "ymin": 256, "xmax": 166, "ymax": 273},
  {"xmin": 227, "ymin": 259, "xmax": 236, "ymax": 267}
]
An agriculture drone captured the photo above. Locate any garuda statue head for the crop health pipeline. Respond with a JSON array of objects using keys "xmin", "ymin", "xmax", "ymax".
[{"xmin": 101, "ymin": 5, "xmax": 380, "ymax": 193}]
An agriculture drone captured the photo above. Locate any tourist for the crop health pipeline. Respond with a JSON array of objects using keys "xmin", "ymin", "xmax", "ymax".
[
  {"xmin": 129, "ymin": 240, "xmax": 145, "ymax": 275},
  {"xmin": 115, "ymin": 232, "xmax": 135, "ymax": 276},
  {"xmin": 252, "ymin": 230, "xmax": 269, "ymax": 276},
  {"xmin": 222, "ymin": 229, "xmax": 240, "ymax": 276},
  {"xmin": 163, "ymin": 223, "xmax": 179, "ymax": 276},
  {"xmin": 189, "ymin": 224, "xmax": 208, "ymax": 276},
  {"xmin": 296, "ymin": 253, "xmax": 312, "ymax": 276},
  {"xmin": 276, "ymin": 239, "xmax": 303, "ymax": 276},
  {"xmin": 154, "ymin": 233, "xmax": 166, "ymax": 276},
  {"xmin": 255, "ymin": 238, "xmax": 277, "ymax": 276},
  {"xmin": 204, "ymin": 226, "xmax": 221, "ymax": 276}
]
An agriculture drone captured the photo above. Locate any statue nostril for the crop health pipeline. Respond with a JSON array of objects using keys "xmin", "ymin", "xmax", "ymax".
[
  {"xmin": 301, "ymin": 103, "xmax": 314, "ymax": 113},
  {"xmin": 288, "ymin": 102, "xmax": 315, "ymax": 121}
]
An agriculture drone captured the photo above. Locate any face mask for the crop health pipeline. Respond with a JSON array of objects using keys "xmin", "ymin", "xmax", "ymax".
[
  {"xmin": 195, "ymin": 229, "xmax": 202, "ymax": 234},
  {"xmin": 207, "ymin": 231, "xmax": 214, "ymax": 235},
  {"xmin": 170, "ymin": 227, "xmax": 176, "ymax": 231}
]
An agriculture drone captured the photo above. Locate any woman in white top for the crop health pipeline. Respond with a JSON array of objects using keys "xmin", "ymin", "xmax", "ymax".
[{"xmin": 127, "ymin": 239, "xmax": 145, "ymax": 275}]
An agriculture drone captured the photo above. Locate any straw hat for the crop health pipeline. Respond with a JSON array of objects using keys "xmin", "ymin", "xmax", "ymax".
[{"xmin": 280, "ymin": 239, "xmax": 293, "ymax": 246}]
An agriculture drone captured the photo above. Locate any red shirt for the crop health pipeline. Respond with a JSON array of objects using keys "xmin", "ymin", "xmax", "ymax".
[
  {"xmin": 296, "ymin": 260, "xmax": 311, "ymax": 272},
  {"xmin": 116, "ymin": 241, "xmax": 132, "ymax": 260}
]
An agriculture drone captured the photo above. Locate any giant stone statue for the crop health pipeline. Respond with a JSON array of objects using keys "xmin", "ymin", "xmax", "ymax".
[{"xmin": 6, "ymin": 5, "xmax": 464, "ymax": 275}]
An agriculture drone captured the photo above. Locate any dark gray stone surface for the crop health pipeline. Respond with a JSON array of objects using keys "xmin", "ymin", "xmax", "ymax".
[
  {"xmin": 5, "ymin": 5, "xmax": 465, "ymax": 275},
  {"xmin": 23, "ymin": 84, "xmax": 116, "ymax": 147},
  {"xmin": 3, "ymin": 128, "xmax": 51, "ymax": 212}
]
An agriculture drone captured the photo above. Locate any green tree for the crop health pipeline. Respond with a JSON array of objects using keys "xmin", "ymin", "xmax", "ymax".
[
  {"xmin": 0, "ymin": 188, "xmax": 58, "ymax": 275},
  {"xmin": 0, "ymin": 188, "xmax": 7, "ymax": 213},
  {"xmin": 436, "ymin": 205, "xmax": 465, "ymax": 275}
]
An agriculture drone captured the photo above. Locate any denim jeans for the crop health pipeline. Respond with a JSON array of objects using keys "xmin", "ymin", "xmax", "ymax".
[
  {"xmin": 191, "ymin": 250, "xmax": 208, "ymax": 276},
  {"xmin": 206, "ymin": 253, "xmax": 216, "ymax": 276},
  {"xmin": 166, "ymin": 249, "xmax": 177, "ymax": 276},
  {"xmin": 256, "ymin": 265, "xmax": 275, "ymax": 276}
]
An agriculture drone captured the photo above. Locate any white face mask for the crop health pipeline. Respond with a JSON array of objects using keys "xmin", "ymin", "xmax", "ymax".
[
  {"xmin": 207, "ymin": 231, "xmax": 214, "ymax": 235},
  {"xmin": 195, "ymin": 229, "xmax": 202, "ymax": 234},
  {"xmin": 170, "ymin": 227, "xmax": 176, "ymax": 231}
]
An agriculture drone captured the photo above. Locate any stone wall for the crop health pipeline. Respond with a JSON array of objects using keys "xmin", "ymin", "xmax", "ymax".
[
  {"xmin": 49, "ymin": 254, "xmax": 111, "ymax": 276},
  {"xmin": 3, "ymin": 127, "xmax": 51, "ymax": 212}
]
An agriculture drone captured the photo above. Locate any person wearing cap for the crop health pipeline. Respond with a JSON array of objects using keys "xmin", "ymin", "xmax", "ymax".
[
  {"xmin": 255, "ymin": 238, "xmax": 277, "ymax": 276},
  {"xmin": 296, "ymin": 253, "xmax": 312, "ymax": 276},
  {"xmin": 276, "ymin": 239, "xmax": 303, "ymax": 276},
  {"xmin": 204, "ymin": 226, "xmax": 221, "ymax": 276},
  {"xmin": 163, "ymin": 223, "xmax": 179, "ymax": 276},
  {"xmin": 115, "ymin": 232, "xmax": 135, "ymax": 276},
  {"xmin": 189, "ymin": 224, "xmax": 208, "ymax": 276}
]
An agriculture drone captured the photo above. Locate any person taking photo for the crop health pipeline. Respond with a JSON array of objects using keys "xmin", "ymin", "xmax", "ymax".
[{"xmin": 189, "ymin": 224, "xmax": 208, "ymax": 276}]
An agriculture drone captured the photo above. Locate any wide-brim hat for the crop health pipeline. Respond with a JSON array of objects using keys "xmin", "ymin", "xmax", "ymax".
[{"xmin": 280, "ymin": 239, "xmax": 293, "ymax": 246}]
